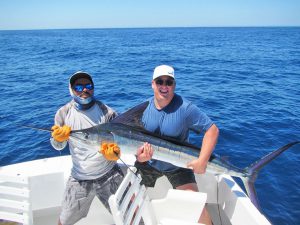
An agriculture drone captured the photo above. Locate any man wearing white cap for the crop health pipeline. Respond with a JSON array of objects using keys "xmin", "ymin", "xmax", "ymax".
[{"xmin": 135, "ymin": 65, "xmax": 219, "ymax": 224}]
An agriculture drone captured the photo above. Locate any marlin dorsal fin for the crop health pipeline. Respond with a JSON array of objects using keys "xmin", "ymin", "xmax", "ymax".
[{"xmin": 111, "ymin": 101, "xmax": 149, "ymax": 128}]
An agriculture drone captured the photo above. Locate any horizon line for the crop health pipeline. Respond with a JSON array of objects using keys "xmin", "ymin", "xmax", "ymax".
[{"xmin": 1, "ymin": 25, "xmax": 300, "ymax": 32}]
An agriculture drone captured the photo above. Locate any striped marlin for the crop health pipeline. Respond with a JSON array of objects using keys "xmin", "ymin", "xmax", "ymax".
[
  {"xmin": 22, "ymin": 101, "xmax": 299, "ymax": 209},
  {"xmin": 68, "ymin": 101, "xmax": 299, "ymax": 209}
]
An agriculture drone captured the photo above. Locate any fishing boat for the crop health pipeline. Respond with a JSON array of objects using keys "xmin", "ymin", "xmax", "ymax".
[{"xmin": 0, "ymin": 153, "xmax": 271, "ymax": 225}]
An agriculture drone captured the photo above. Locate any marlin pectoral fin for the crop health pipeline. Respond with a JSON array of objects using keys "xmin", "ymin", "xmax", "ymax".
[
  {"xmin": 220, "ymin": 155, "xmax": 230, "ymax": 163},
  {"xmin": 110, "ymin": 101, "xmax": 149, "ymax": 128}
]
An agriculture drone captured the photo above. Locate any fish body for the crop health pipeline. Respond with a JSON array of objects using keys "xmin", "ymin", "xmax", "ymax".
[
  {"xmin": 71, "ymin": 122, "xmax": 246, "ymax": 178},
  {"xmin": 69, "ymin": 101, "xmax": 299, "ymax": 209}
]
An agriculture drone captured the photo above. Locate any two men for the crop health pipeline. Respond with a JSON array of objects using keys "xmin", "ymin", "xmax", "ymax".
[{"xmin": 52, "ymin": 66, "xmax": 219, "ymax": 225}]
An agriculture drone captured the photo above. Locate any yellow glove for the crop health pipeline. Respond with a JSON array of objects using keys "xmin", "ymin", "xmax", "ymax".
[
  {"xmin": 100, "ymin": 142, "xmax": 121, "ymax": 161},
  {"xmin": 51, "ymin": 125, "xmax": 71, "ymax": 142}
]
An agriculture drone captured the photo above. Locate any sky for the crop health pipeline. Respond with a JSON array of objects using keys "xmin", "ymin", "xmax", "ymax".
[{"xmin": 0, "ymin": 0, "xmax": 299, "ymax": 30}]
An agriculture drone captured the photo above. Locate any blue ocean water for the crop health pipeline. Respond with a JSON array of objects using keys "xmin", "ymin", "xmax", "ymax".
[{"xmin": 0, "ymin": 27, "xmax": 299, "ymax": 224}]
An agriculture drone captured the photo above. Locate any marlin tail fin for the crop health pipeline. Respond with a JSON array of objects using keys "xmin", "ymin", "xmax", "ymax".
[{"xmin": 242, "ymin": 141, "xmax": 300, "ymax": 209}]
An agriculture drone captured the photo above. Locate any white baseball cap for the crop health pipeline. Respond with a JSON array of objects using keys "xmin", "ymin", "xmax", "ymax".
[{"xmin": 152, "ymin": 65, "xmax": 175, "ymax": 80}]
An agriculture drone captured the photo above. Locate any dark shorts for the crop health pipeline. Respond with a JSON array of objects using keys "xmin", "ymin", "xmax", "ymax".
[{"xmin": 134, "ymin": 161, "xmax": 196, "ymax": 189}]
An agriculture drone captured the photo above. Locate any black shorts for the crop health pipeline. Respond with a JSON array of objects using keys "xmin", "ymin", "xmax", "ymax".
[{"xmin": 134, "ymin": 161, "xmax": 196, "ymax": 189}]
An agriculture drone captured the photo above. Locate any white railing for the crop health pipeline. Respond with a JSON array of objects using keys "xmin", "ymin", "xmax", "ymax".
[
  {"xmin": 0, "ymin": 174, "xmax": 33, "ymax": 224},
  {"xmin": 109, "ymin": 167, "xmax": 207, "ymax": 225}
]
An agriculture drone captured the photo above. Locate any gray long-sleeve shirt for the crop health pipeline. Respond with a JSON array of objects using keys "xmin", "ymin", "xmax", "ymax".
[{"xmin": 51, "ymin": 100, "xmax": 117, "ymax": 180}]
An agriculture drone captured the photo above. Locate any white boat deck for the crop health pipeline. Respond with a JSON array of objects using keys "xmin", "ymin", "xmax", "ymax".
[{"xmin": 0, "ymin": 155, "xmax": 271, "ymax": 225}]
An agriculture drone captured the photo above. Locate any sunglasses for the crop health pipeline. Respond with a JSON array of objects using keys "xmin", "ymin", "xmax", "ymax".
[
  {"xmin": 73, "ymin": 83, "xmax": 94, "ymax": 92},
  {"xmin": 155, "ymin": 78, "xmax": 174, "ymax": 86}
]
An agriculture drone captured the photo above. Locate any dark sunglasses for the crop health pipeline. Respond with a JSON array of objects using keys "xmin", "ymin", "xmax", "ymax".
[
  {"xmin": 73, "ymin": 83, "xmax": 94, "ymax": 92},
  {"xmin": 155, "ymin": 79, "xmax": 174, "ymax": 86}
]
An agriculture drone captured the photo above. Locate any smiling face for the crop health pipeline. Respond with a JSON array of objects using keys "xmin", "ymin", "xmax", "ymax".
[{"xmin": 152, "ymin": 75, "xmax": 176, "ymax": 109}]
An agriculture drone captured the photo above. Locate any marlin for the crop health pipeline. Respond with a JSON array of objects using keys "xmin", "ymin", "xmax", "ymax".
[{"xmin": 23, "ymin": 101, "xmax": 299, "ymax": 209}]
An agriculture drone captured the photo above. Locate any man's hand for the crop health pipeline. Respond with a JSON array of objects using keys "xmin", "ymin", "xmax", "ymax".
[
  {"xmin": 100, "ymin": 142, "xmax": 121, "ymax": 161},
  {"xmin": 187, "ymin": 158, "xmax": 208, "ymax": 174},
  {"xmin": 51, "ymin": 125, "xmax": 71, "ymax": 142},
  {"xmin": 136, "ymin": 142, "xmax": 153, "ymax": 162}
]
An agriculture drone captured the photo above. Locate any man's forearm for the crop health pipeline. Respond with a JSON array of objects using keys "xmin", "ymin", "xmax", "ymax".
[{"xmin": 198, "ymin": 124, "xmax": 219, "ymax": 162}]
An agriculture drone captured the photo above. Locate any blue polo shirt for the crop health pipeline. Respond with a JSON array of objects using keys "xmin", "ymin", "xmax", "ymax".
[{"xmin": 142, "ymin": 94, "xmax": 213, "ymax": 172}]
